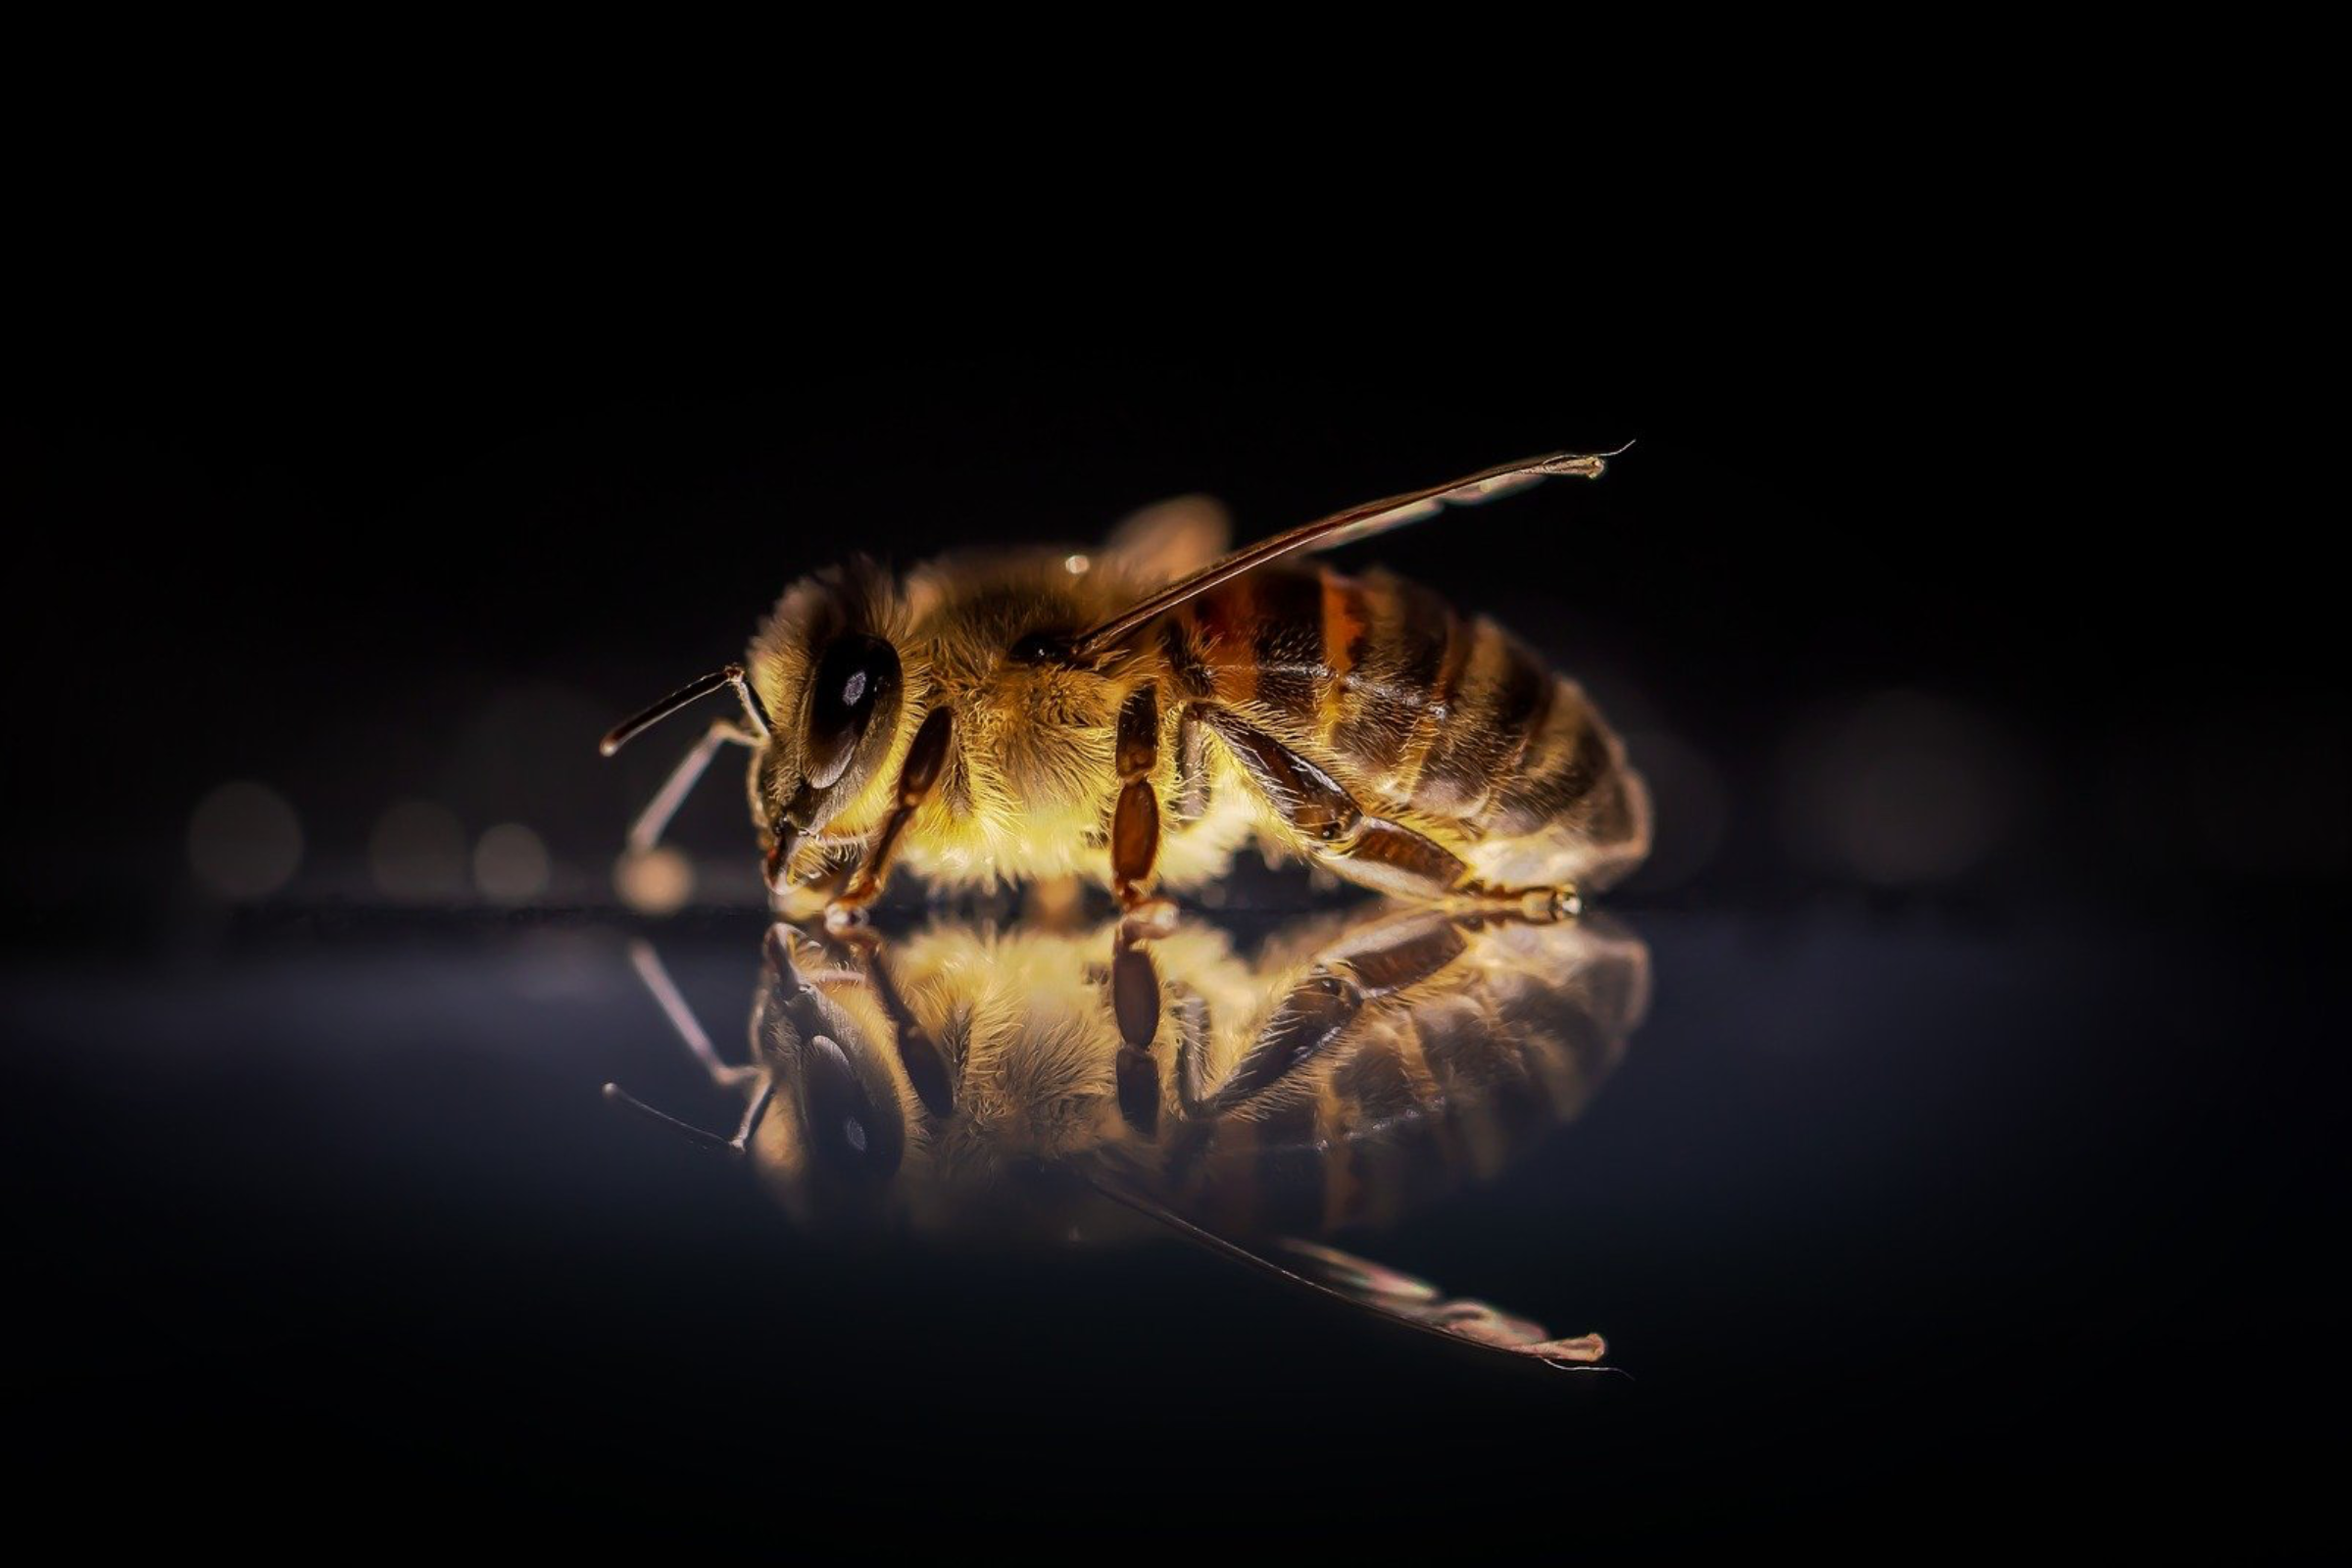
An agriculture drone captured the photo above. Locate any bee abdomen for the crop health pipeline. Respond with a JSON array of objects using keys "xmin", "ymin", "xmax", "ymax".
[
  {"xmin": 1391, "ymin": 616, "xmax": 1558, "ymax": 822},
  {"xmin": 1322, "ymin": 572, "xmax": 1634, "ymax": 842},
  {"xmin": 1177, "ymin": 564, "xmax": 1644, "ymax": 870}
]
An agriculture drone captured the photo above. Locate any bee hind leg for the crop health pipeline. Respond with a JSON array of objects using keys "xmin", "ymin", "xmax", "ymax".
[
  {"xmin": 1197, "ymin": 710, "xmax": 1583, "ymax": 917},
  {"xmin": 1198, "ymin": 710, "xmax": 1472, "ymax": 903}
]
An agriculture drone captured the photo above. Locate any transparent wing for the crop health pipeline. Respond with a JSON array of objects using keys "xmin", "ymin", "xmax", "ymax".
[
  {"xmin": 1101, "ymin": 494, "xmax": 1232, "ymax": 588},
  {"xmin": 1070, "ymin": 446, "xmax": 1623, "ymax": 659}
]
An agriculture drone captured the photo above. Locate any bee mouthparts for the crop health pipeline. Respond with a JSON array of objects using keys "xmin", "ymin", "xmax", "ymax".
[{"xmin": 764, "ymin": 826, "xmax": 799, "ymax": 893}]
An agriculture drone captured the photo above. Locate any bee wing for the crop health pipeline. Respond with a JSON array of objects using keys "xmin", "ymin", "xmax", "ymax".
[
  {"xmin": 1070, "ymin": 446, "xmax": 1623, "ymax": 659},
  {"xmin": 1082, "ymin": 1171, "xmax": 1611, "ymax": 1374},
  {"xmin": 1101, "ymin": 495, "xmax": 1232, "ymax": 588}
]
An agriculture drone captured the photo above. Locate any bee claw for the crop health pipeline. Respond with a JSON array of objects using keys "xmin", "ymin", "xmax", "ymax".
[{"xmin": 1542, "ymin": 887, "xmax": 1584, "ymax": 922}]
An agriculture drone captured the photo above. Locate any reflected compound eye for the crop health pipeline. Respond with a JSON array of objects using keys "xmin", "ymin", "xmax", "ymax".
[
  {"xmin": 805, "ymin": 635, "xmax": 901, "ymax": 790},
  {"xmin": 799, "ymin": 1032, "xmax": 905, "ymax": 1186}
]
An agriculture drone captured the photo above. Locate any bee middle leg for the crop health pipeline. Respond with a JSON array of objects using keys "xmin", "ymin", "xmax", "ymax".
[
  {"xmin": 1107, "ymin": 683, "xmax": 1190, "ymax": 1134},
  {"xmin": 1110, "ymin": 684, "xmax": 1164, "ymax": 907},
  {"xmin": 1109, "ymin": 686, "xmax": 1216, "ymax": 906}
]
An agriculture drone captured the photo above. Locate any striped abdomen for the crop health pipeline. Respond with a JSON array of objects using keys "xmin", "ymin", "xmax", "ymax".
[{"xmin": 1161, "ymin": 564, "xmax": 1649, "ymax": 888}]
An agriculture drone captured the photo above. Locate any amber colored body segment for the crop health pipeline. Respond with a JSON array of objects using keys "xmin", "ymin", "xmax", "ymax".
[{"xmin": 1157, "ymin": 563, "xmax": 1650, "ymax": 899}]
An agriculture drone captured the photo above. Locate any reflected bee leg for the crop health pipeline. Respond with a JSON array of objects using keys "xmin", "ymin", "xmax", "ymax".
[
  {"xmin": 1506, "ymin": 884, "xmax": 1585, "ymax": 922},
  {"xmin": 829, "ymin": 707, "xmax": 956, "ymax": 925},
  {"xmin": 851, "ymin": 933, "xmax": 958, "ymax": 1121},
  {"xmin": 1181, "ymin": 907, "xmax": 1469, "ymax": 1118},
  {"xmin": 1109, "ymin": 905, "xmax": 1180, "ymax": 1139},
  {"xmin": 605, "ymin": 937, "xmax": 772, "ymax": 1155}
]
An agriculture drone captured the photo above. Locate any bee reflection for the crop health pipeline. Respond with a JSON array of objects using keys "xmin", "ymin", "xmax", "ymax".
[
  {"xmin": 616, "ymin": 905, "xmax": 1647, "ymax": 1368},
  {"xmin": 764, "ymin": 910, "xmax": 1645, "ymax": 1230}
]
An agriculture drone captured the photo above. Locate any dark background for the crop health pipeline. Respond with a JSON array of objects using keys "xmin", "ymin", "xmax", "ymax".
[{"xmin": 6, "ymin": 353, "xmax": 2343, "ymax": 1550}]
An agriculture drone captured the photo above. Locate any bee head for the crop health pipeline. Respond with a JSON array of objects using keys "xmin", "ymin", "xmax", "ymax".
[{"xmin": 744, "ymin": 559, "xmax": 913, "ymax": 892}]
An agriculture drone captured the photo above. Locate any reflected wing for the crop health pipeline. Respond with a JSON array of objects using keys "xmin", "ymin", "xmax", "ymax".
[
  {"xmin": 1273, "ymin": 1240, "xmax": 1605, "ymax": 1360},
  {"xmin": 1083, "ymin": 1171, "xmax": 1611, "ymax": 1373},
  {"xmin": 1070, "ymin": 447, "xmax": 1622, "ymax": 659},
  {"xmin": 1102, "ymin": 495, "xmax": 1232, "ymax": 587}
]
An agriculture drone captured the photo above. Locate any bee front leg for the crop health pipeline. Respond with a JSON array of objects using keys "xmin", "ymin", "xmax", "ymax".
[
  {"xmin": 827, "ymin": 707, "xmax": 956, "ymax": 926},
  {"xmin": 1103, "ymin": 682, "xmax": 1186, "ymax": 1135}
]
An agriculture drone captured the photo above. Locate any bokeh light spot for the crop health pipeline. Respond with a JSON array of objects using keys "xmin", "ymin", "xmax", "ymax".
[
  {"xmin": 187, "ymin": 781, "xmax": 304, "ymax": 899},
  {"xmin": 614, "ymin": 846, "xmax": 696, "ymax": 915},
  {"xmin": 1779, "ymin": 692, "xmax": 2025, "ymax": 886},
  {"xmin": 474, "ymin": 823, "xmax": 551, "ymax": 904}
]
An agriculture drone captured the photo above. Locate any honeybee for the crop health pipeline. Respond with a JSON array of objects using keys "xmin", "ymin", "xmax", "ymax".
[
  {"xmin": 610, "ymin": 902, "xmax": 1650, "ymax": 1368},
  {"xmin": 600, "ymin": 450, "xmax": 1649, "ymax": 920}
]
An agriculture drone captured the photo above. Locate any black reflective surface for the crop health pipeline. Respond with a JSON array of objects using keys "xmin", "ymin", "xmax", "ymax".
[{"xmin": 8, "ymin": 894, "xmax": 2338, "ymax": 1548}]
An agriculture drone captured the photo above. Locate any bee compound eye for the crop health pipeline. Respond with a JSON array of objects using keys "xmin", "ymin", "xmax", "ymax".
[
  {"xmin": 805, "ymin": 635, "xmax": 902, "ymax": 791},
  {"xmin": 798, "ymin": 1032, "xmax": 905, "ymax": 1186}
]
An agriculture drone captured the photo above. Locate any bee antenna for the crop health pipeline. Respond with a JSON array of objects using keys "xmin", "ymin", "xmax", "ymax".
[
  {"xmin": 600, "ymin": 664, "xmax": 772, "ymax": 756},
  {"xmin": 733, "ymin": 1079, "xmax": 776, "ymax": 1150},
  {"xmin": 602, "ymin": 1082, "xmax": 745, "ymax": 1157}
]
